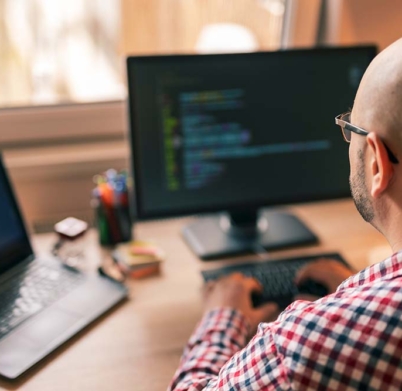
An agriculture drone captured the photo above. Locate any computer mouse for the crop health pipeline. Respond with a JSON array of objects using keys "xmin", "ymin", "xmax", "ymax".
[{"xmin": 296, "ymin": 278, "xmax": 329, "ymax": 297}]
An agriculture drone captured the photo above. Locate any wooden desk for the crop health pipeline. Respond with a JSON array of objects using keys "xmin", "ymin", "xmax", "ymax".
[{"xmin": 0, "ymin": 199, "xmax": 391, "ymax": 391}]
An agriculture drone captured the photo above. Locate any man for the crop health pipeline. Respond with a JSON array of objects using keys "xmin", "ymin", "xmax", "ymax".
[{"xmin": 169, "ymin": 38, "xmax": 402, "ymax": 390}]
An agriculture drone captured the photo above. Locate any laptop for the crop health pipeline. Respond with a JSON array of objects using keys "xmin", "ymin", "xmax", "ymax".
[{"xmin": 0, "ymin": 154, "xmax": 128, "ymax": 379}]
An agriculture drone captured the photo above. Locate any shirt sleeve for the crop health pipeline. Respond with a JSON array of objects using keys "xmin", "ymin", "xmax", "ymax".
[
  {"xmin": 168, "ymin": 307, "xmax": 291, "ymax": 391},
  {"xmin": 168, "ymin": 308, "xmax": 250, "ymax": 390}
]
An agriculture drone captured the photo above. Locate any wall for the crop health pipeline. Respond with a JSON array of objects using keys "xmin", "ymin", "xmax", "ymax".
[{"xmin": 323, "ymin": 0, "xmax": 402, "ymax": 50}]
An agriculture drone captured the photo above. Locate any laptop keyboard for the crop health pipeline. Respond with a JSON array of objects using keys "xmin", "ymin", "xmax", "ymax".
[
  {"xmin": 0, "ymin": 260, "xmax": 85, "ymax": 340},
  {"xmin": 201, "ymin": 252, "xmax": 348, "ymax": 309}
]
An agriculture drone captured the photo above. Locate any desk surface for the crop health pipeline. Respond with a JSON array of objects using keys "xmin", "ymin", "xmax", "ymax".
[{"xmin": 0, "ymin": 199, "xmax": 391, "ymax": 391}]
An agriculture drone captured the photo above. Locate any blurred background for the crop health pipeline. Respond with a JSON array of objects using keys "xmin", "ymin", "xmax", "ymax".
[
  {"xmin": 0, "ymin": 0, "xmax": 287, "ymax": 107},
  {"xmin": 0, "ymin": 0, "xmax": 401, "ymax": 232}
]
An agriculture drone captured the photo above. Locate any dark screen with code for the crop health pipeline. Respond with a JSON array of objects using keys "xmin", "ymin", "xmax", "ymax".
[{"xmin": 127, "ymin": 47, "xmax": 376, "ymax": 218}]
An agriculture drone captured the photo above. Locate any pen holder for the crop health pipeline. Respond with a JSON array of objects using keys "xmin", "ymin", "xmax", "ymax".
[
  {"xmin": 92, "ymin": 169, "xmax": 133, "ymax": 246},
  {"xmin": 93, "ymin": 200, "xmax": 132, "ymax": 246}
]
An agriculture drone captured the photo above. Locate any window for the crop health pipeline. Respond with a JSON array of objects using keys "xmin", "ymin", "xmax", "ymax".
[
  {"xmin": 0, "ymin": 0, "xmax": 123, "ymax": 108},
  {"xmin": 0, "ymin": 0, "xmax": 289, "ymax": 109}
]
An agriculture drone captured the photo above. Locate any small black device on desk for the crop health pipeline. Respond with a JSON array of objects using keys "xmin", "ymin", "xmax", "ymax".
[{"xmin": 201, "ymin": 252, "xmax": 351, "ymax": 309}]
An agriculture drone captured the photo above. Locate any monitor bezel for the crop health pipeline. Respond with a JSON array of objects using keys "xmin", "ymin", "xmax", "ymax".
[{"xmin": 127, "ymin": 45, "xmax": 377, "ymax": 221}]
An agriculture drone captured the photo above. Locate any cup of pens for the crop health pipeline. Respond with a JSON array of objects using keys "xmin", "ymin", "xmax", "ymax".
[{"xmin": 92, "ymin": 169, "xmax": 132, "ymax": 246}]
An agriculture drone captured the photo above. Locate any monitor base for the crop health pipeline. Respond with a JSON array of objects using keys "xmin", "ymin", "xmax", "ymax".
[{"xmin": 182, "ymin": 211, "xmax": 318, "ymax": 260}]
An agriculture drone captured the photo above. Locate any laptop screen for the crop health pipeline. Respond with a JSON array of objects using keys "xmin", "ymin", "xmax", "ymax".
[{"xmin": 0, "ymin": 156, "xmax": 33, "ymax": 274}]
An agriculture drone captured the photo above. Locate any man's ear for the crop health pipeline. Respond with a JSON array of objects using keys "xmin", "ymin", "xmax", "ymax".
[{"xmin": 366, "ymin": 133, "xmax": 394, "ymax": 198}]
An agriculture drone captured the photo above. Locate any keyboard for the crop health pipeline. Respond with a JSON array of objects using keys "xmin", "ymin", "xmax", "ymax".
[
  {"xmin": 0, "ymin": 260, "xmax": 85, "ymax": 340},
  {"xmin": 201, "ymin": 252, "xmax": 349, "ymax": 309}
]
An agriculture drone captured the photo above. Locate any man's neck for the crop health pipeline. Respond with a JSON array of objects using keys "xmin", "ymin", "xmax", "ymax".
[
  {"xmin": 391, "ymin": 240, "xmax": 402, "ymax": 254},
  {"xmin": 382, "ymin": 210, "xmax": 402, "ymax": 254}
]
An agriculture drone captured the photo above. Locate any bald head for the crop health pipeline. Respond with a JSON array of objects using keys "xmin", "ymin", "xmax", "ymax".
[{"xmin": 352, "ymin": 38, "xmax": 402, "ymax": 149}]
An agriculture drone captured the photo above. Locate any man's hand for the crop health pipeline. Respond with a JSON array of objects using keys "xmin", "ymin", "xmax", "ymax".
[
  {"xmin": 203, "ymin": 273, "xmax": 279, "ymax": 333},
  {"xmin": 294, "ymin": 259, "xmax": 354, "ymax": 301}
]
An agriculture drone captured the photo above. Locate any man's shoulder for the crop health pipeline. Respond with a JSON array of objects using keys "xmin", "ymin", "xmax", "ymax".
[{"xmin": 269, "ymin": 280, "xmax": 402, "ymax": 341}]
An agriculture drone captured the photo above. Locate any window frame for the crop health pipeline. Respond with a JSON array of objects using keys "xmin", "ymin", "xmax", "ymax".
[
  {"xmin": 282, "ymin": 0, "xmax": 322, "ymax": 48},
  {"xmin": 0, "ymin": 100, "xmax": 127, "ymax": 148}
]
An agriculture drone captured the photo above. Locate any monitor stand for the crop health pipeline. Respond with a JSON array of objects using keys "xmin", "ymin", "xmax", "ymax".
[{"xmin": 182, "ymin": 209, "xmax": 318, "ymax": 260}]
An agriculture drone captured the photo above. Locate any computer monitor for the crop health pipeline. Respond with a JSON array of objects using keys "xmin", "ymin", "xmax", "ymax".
[{"xmin": 127, "ymin": 46, "xmax": 377, "ymax": 260}]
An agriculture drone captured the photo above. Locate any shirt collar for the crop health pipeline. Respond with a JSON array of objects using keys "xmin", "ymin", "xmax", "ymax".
[{"xmin": 338, "ymin": 250, "xmax": 402, "ymax": 291}]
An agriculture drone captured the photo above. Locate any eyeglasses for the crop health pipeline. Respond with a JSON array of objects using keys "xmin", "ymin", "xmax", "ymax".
[{"xmin": 335, "ymin": 112, "xmax": 399, "ymax": 164}]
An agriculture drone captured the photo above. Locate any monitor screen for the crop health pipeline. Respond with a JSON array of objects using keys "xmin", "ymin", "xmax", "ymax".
[{"xmin": 127, "ymin": 46, "xmax": 376, "ymax": 220}]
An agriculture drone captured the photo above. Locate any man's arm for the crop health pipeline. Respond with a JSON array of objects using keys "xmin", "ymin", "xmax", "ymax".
[
  {"xmin": 169, "ymin": 263, "xmax": 354, "ymax": 391},
  {"xmin": 169, "ymin": 308, "xmax": 250, "ymax": 390},
  {"xmin": 168, "ymin": 274, "xmax": 280, "ymax": 390}
]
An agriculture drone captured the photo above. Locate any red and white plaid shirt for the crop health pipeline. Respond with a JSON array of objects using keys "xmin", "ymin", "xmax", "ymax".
[{"xmin": 169, "ymin": 252, "xmax": 402, "ymax": 390}]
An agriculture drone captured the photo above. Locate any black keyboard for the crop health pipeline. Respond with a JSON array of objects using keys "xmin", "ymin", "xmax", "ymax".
[
  {"xmin": 0, "ymin": 260, "xmax": 85, "ymax": 340},
  {"xmin": 201, "ymin": 253, "xmax": 349, "ymax": 309}
]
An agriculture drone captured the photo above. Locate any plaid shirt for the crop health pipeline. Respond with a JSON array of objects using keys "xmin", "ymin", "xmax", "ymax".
[{"xmin": 169, "ymin": 252, "xmax": 402, "ymax": 390}]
